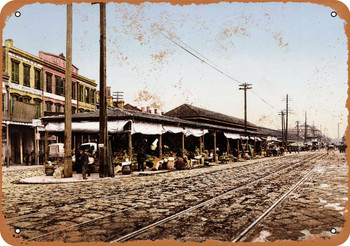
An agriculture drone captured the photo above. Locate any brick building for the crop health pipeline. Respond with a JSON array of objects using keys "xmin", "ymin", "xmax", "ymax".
[{"xmin": 2, "ymin": 39, "xmax": 97, "ymax": 165}]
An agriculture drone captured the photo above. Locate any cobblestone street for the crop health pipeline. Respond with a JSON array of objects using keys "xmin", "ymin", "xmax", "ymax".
[{"xmin": 1, "ymin": 151, "xmax": 348, "ymax": 244}]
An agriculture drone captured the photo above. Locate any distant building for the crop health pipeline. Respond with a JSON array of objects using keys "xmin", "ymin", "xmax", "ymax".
[
  {"xmin": 289, "ymin": 124, "xmax": 322, "ymax": 143},
  {"xmin": 124, "ymin": 103, "xmax": 141, "ymax": 112},
  {"xmin": 96, "ymin": 86, "xmax": 114, "ymax": 108},
  {"xmin": 96, "ymin": 87, "xmax": 125, "ymax": 109},
  {"xmin": 39, "ymin": 51, "xmax": 97, "ymax": 115},
  {"xmin": 2, "ymin": 39, "xmax": 97, "ymax": 165}
]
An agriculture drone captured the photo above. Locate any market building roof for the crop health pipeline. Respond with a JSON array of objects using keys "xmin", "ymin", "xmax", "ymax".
[
  {"xmin": 258, "ymin": 127, "xmax": 301, "ymax": 141},
  {"xmin": 42, "ymin": 107, "xmax": 258, "ymax": 135},
  {"xmin": 164, "ymin": 104, "xmax": 258, "ymax": 130}
]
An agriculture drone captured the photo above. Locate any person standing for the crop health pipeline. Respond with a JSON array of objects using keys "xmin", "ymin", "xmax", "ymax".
[
  {"xmin": 39, "ymin": 150, "xmax": 44, "ymax": 165},
  {"xmin": 137, "ymin": 139, "xmax": 147, "ymax": 171},
  {"xmin": 79, "ymin": 149, "xmax": 89, "ymax": 179}
]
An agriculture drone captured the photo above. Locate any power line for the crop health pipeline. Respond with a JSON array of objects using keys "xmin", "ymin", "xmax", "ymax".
[
  {"xmin": 159, "ymin": 27, "xmax": 247, "ymax": 84},
  {"xmin": 251, "ymin": 90, "xmax": 277, "ymax": 111},
  {"xmin": 156, "ymin": 26, "xmax": 278, "ymax": 112},
  {"xmin": 156, "ymin": 27, "xmax": 242, "ymax": 85}
]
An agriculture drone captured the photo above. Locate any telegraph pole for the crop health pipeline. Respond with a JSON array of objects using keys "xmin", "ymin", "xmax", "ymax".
[
  {"xmin": 304, "ymin": 111, "xmax": 307, "ymax": 143},
  {"xmin": 296, "ymin": 121, "xmax": 300, "ymax": 142},
  {"xmin": 285, "ymin": 94, "xmax": 289, "ymax": 147},
  {"xmin": 98, "ymin": 2, "xmax": 108, "ymax": 177},
  {"xmin": 279, "ymin": 111, "xmax": 285, "ymax": 146},
  {"xmin": 239, "ymin": 83, "xmax": 252, "ymax": 133},
  {"xmin": 64, "ymin": 3, "xmax": 73, "ymax": 178},
  {"xmin": 282, "ymin": 94, "xmax": 291, "ymax": 147}
]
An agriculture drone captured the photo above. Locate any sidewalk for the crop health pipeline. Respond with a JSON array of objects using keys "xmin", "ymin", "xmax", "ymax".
[
  {"xmin": 2, "ymin": 165, "xmax": 43, "ymax": 172},
  {"xmin": 18, "ymin": 168, "xmax": 172, "ymax": 184},
  {"xmin": 14, "ymin": 153, "xmax": 300, "ymax": 184}
]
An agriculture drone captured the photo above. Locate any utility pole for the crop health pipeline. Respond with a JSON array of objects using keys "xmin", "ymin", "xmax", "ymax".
[
  {"xmin": 239, "ymin": 83, "xmax": 252, "ymax": 133},
  {"xmin": 282, "ymin": 94, "xmax": 291, "ymax": 147},
  {"xmin": 97, "ymin": 2, "xmax": 108, "ymax": 177},
  {"xmin": 279, "ymin": 111, "xmax": 285, "ymax": 146},
  {"xmin": 64, "ymin": 3, "xmax": 73, "ymax": 178},
  {"xmin": 296, "ymin": 121, "xmax": 300, "ymax": 142},
  {"xmin": 304, "ymin": 111, "xmax": 307, "ymax": 143},
  {"xmin": 338, "ymin": 122, "xmax": 341, "ymax": 140},
  {"xmin": 285, "ymin": 94, "xmax": 288, "ymax": 147}
]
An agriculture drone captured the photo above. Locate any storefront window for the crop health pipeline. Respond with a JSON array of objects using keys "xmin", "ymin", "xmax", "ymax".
[
  {"xmin": 23, "ymin": 65, "xmax": 30, "ymax": 87},
  {"xmin": 11, "ymin": 60, "xmax": 19, "ymax": 84},
  {"xmin": 55, "ymin": 104, "xmax": 61, "ymax": 113},
  {"xmin": 35, "ymin": 69, "xmax": 41, "ymax": 90},
  {"xmin": 85, "ymin": 88, "xmax": 89, "ymax": 103},
  {"xmin": 45, "ymin": 101, "xmax": 52, "ymax": 112},
  {"xmin": 46, "ymin": 73, "xmax": 52, "ymax": 93}
]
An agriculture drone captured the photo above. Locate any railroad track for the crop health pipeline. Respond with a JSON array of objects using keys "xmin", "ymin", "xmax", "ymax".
[
  {"xmin": 109, "ymin": 153, "xmax": 328, "ymax": 243},
  {"xmin": 19, "ymin": 153, "xmax": 325, "ymax": 242},
  {"xmin": 6, "ymin": 152, "xmax": 314, "ymax": 222}
]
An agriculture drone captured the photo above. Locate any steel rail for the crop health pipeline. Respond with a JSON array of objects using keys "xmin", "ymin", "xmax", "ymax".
[
  {"xmin": 231, "ymin": 154, "xmax": 330, "ymax": 242},
  {"xmin": 26, "ymin": 153, "xmax": 323, "ymax": 242},
  {"xmin": 7, "ymin": 152, "xmax": 308, "ymax": 222},
  {"xmin": 109, "ymin": 154, "xmax": 325, "ymax": 243}
]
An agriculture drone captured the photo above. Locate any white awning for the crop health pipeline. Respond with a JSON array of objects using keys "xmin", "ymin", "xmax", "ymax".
[
  {"xmin": 162, "ymin": 125, "xmax": 185, "ymax": 134},
  {"xmin": 45, "ymin": 120, "xmax": 130, "ymax": 133},
  {"xmin": 132, "ymin": 122, "xmax": 162, "ymax": 135},
  {"xmin": 267, "ymin": 136, "xmax": 278, "ymax": 141},
  {"xmin": 224, "ymin": 132, "xmax": 240, "ymax": 139},
  {"xmin": 108, "ymin": 120, "xmax": 131, "ymax": 133},
  {"xmin": 240, "ymin": 135, "xmax": 249, "ymax": 140},
  {"xmin": 184, "ymin": 128, "xmax": 208, "ymax": 137},
  {"xmin": 45, "ymin": 122, "xmax": 64, "ymax": 132}
]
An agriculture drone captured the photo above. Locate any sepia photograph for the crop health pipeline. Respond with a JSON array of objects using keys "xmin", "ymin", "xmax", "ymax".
[{"xmin": 0, "ymin": 0, "xmax": 349, "ymax": 245}]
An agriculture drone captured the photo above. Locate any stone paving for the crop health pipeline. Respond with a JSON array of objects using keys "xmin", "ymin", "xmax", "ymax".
[
  {"xmin": 244, "ymin": 151, "xmax": 348, "ymax": 242},
  {"xmin": 2, "ymin": 151, "xmax": 344, "ymax": 244}
]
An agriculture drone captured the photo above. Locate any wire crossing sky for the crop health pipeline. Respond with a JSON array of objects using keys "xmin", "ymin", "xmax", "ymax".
[{"xmin": 2, "ymin": 1, "xmax": 348, "ymax": 138}]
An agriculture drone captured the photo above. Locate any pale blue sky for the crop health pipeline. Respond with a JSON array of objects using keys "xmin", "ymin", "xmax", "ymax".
[{"xmin": 2, "ymin": 1, "xmax": 348, "ymax": 138}]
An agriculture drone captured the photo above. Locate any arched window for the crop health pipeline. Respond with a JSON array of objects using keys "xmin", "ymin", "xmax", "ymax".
[
  {"xmin": 55, "ymin": 103, "xmax": 61, "ymax": 113},
  {"xmin": 45, "ymin": 101, "xmax": 53, "ymax": 112}
]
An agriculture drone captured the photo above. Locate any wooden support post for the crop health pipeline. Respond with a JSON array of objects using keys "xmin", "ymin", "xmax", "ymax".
[
  {"xmin": 202, "ymin": 134, "xmax": 206, "ymax": 153},
  {"xmin": 76, "ymin": 133, "xmax": 81, "ymax": 159},
  {"xmin": 237, "ymin": 139, "xmax": 240, "ymax": 160},
  {"xmin": 246, "ymin": 138, "xmax": 249, "ymax": 153},
  {"xmin": 128, "ymin": 132, "xmax": 132, "ymax": 161},
  {"xmin": 254, "ymin": 137, "xmax": 256, "ymax": 157},
  {"xmin": 199, "ymin": 135, "xmax": 203, "ymax": 156},
  {"xmin": 159, "ymin": 134, "xmax": 162, "ymax": 159},
  {"xmin": 182, "ymin": 133, "xmax": 185, "ymax": 158},
  {"xmin": 34, "ymin": 127, "xmax": 38, "ymax": 165},
  {"xmin": 64, "ymin": 3, "xmax": 73, "ymax": 177},
  {"xmin": 227, "ymin": 138, "xmax": 230, "ymax": 154},
  {"xmin": 44, "ymin": 131, "xmax": 48, "ymax": 164},
  {"xmin": 213, "ymin": 131, "xmax": 217, "ymax": 163},
  {"xmin": 20, "ymin": 131, "xmax": 23, "ymax": 165},
  {"xmin": 6, "ymin": 123, "xmax": 10, "ymax": 167}
]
